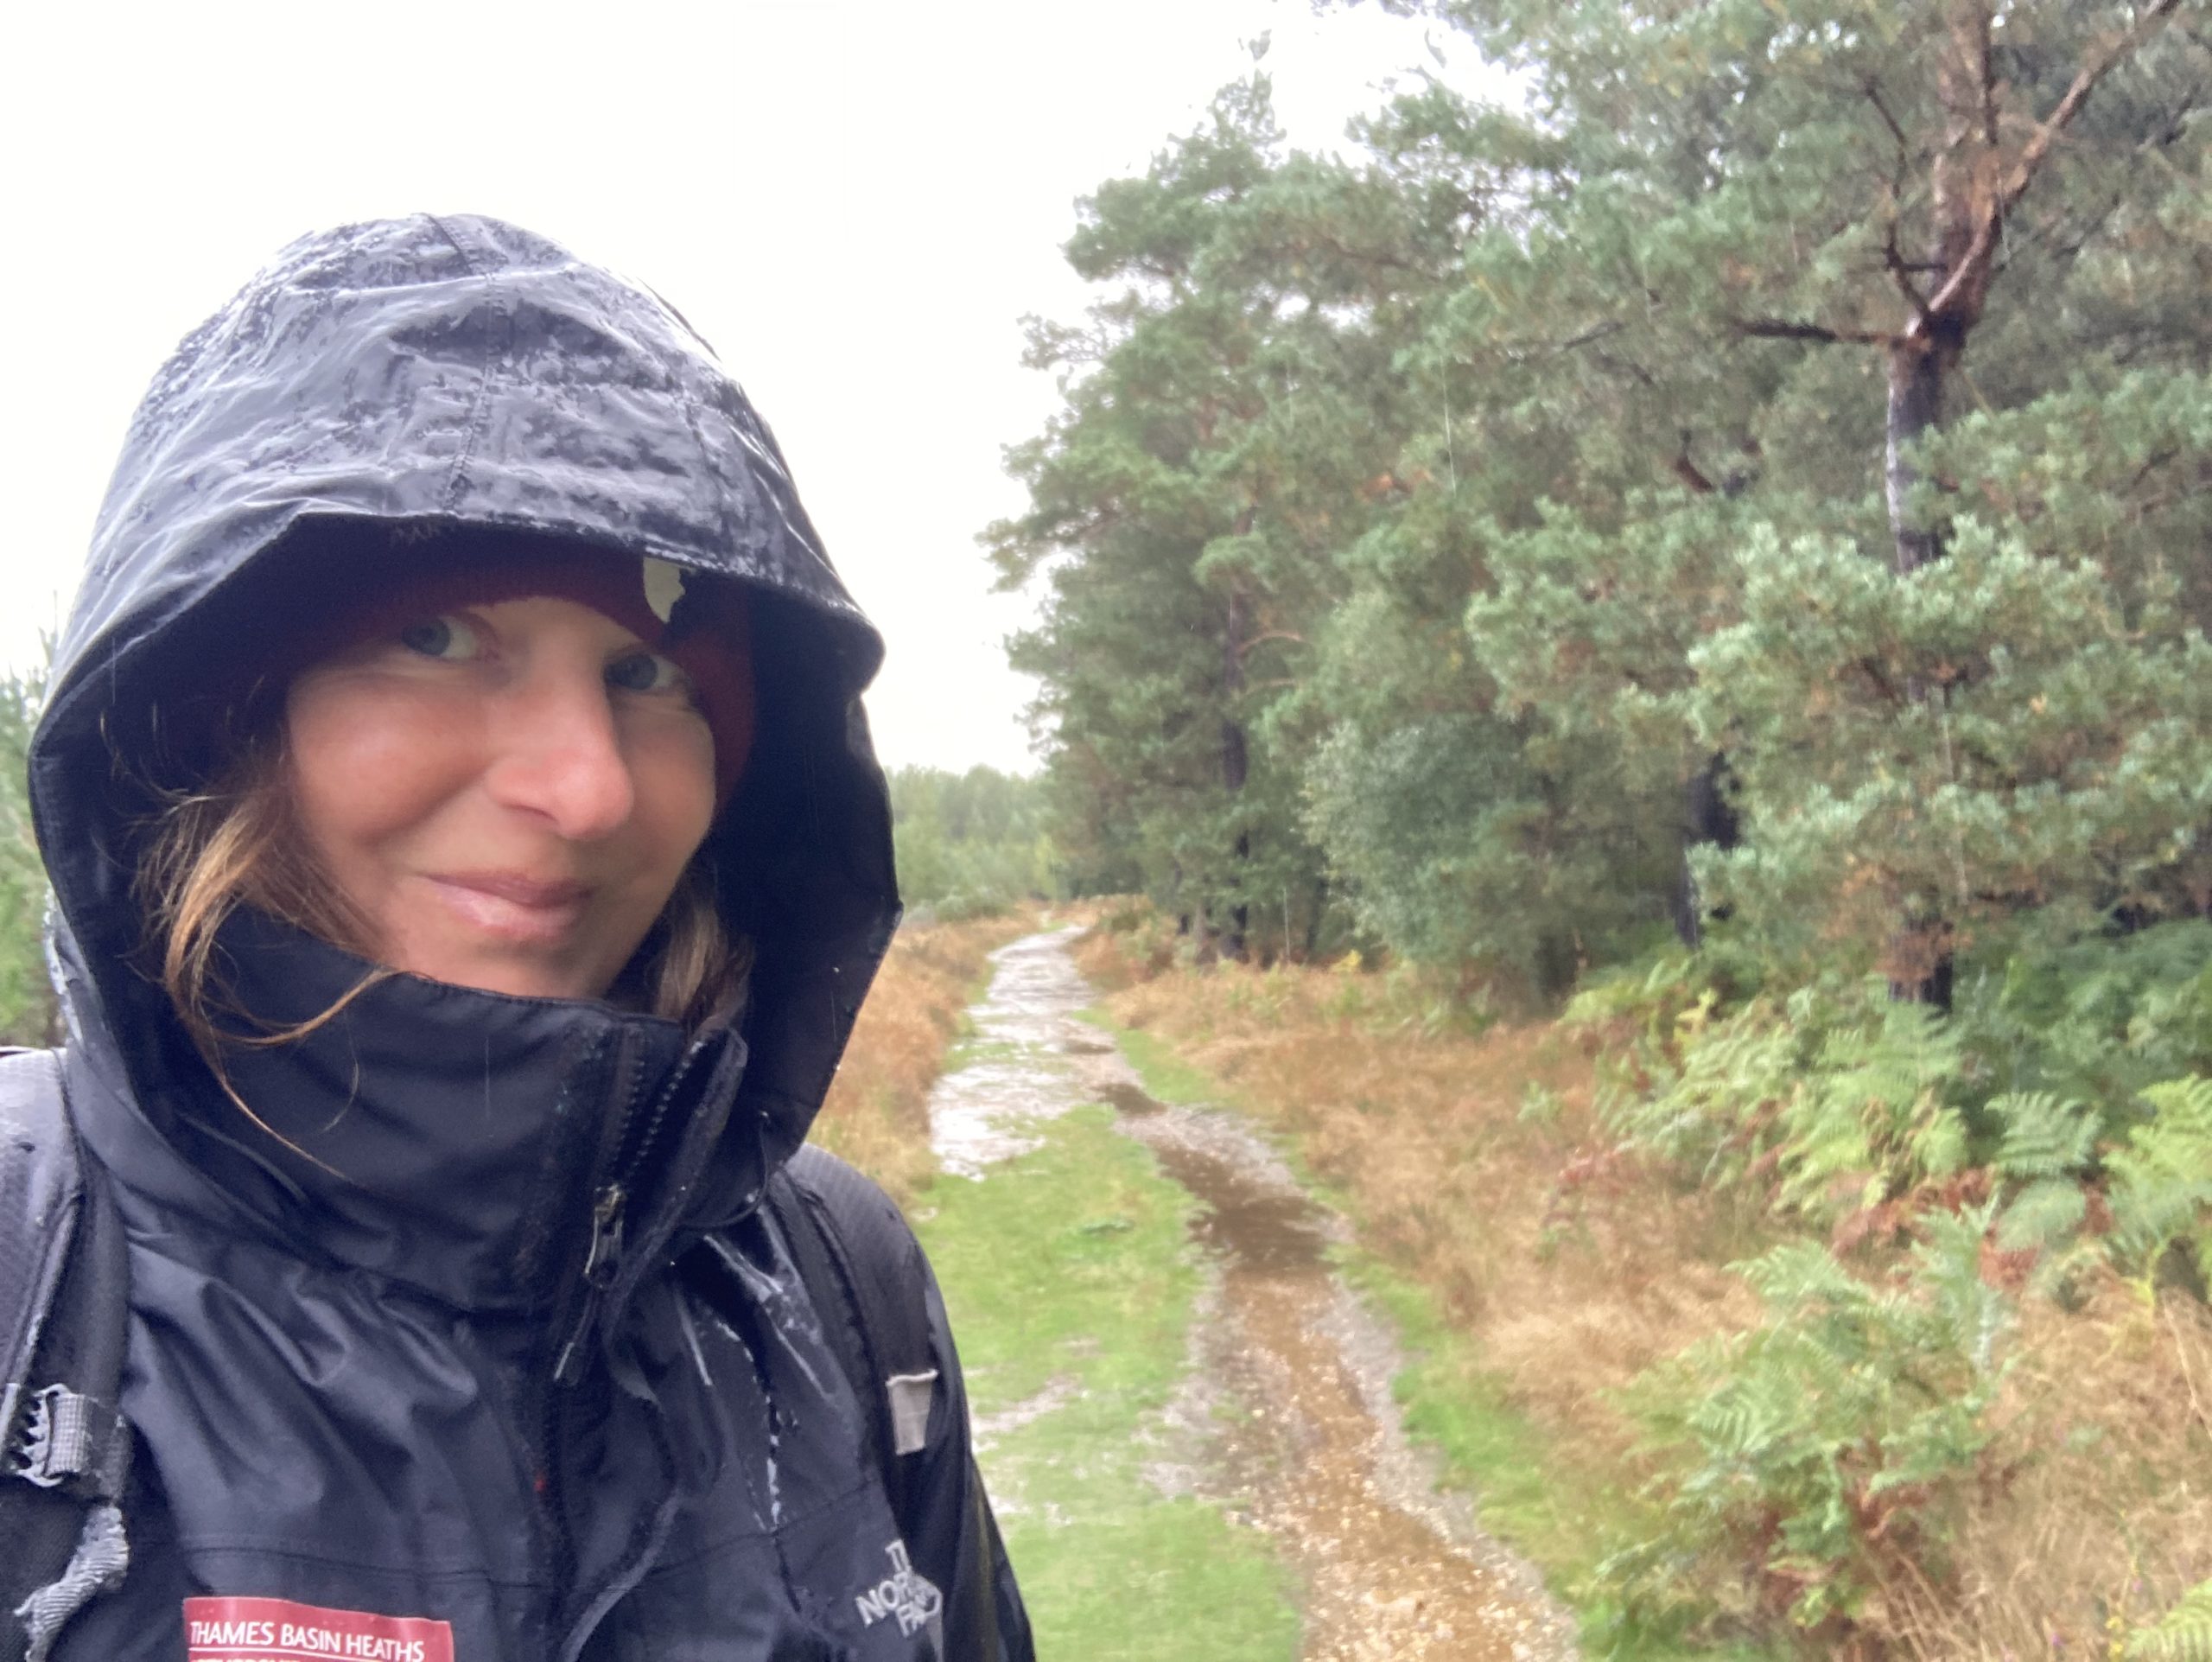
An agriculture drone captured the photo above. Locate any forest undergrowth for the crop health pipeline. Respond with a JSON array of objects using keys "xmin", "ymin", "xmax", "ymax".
[{"xmin": 1074, "ymin": 907, "xmax": 2212, "ymax": 1661}]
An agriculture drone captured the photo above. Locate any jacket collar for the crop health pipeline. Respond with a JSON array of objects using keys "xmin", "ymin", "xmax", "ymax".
[{"xmin": 67, "ymin": 912, "xmax": 753, "ymax": 1315}]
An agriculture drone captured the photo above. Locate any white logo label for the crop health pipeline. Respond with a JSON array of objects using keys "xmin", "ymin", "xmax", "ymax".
[
  {"xmin": 854, "ymin": 1539, "xmax": 944, "ymax": 1638},
  {"xmin": 641, "ymin": 556, "xmax": 688, "ymax": 623}
]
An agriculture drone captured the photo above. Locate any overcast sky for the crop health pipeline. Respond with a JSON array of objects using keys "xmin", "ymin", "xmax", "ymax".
[{"xmin": 3, "ymin": 0, "xmax": 1469, "ymax": 774}]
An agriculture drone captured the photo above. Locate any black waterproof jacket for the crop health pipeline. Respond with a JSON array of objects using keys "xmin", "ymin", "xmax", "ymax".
[{"xmin": 27, "ymin": 215, "xmax": 1030, "ymax": 1661}]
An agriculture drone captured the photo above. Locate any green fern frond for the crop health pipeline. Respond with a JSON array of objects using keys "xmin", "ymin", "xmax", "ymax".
[
  {"xmin": 1916, "ymin": 1201, "xmax": 2014, "ymax": 1375},
  {"xmin": 1997, "ymin": 1177, "xmax": 2088, "ymax": 1253},
  {"xmin": 2143, "ymin": 1075, "xmax": 2212, "ymax": 1129},
  {"xmin": 2128, "ymin": 1577, "xmax": 2212, "ymax": 1660},
  {"xmin": 2107, "ymin": 1076, "xmax": 2212, "ymax": 1276},
  {"xmin": 1913, "ymin": 1106, "xmax": 1973, "ymax": 1176},
  {"xmin": 1735, "ymin": 1241, "xmax": 1868, "ymax": 1312},
  {"xmin": 1991, "ymin": 1091, "xmax": 2101, "ymax": 1179}
]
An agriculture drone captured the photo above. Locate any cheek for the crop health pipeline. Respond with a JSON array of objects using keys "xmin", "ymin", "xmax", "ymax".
[
  {"xmin": 626, "ymin": 722, "xmax": 720, "ymax": 870},
  {"xmin": 284, "ymin": 677, "xmax": 474, "ymax": 854}
]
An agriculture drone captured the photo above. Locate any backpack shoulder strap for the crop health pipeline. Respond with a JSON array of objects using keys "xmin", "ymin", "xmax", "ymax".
[
  {"xmin": 1, "ymin": 1048, "xmax": 136, "ymax": 1662},
  {"xmin": 764, "ymin": 1143, "xmax": 938, "ymax": 1532},
  {"xmin": 3, "ymin": 1050, "xmax": 79, "ymax": 1429}
]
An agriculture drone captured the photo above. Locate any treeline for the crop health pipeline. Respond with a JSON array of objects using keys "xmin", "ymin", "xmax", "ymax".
[
  {"xmin": 0, "ymin": 668, "xmax": 50, "ymax": 1046},
  {"xmin": 887, "ymin": 764, "xmax": 1059, "ymax": 920},
  {"xmin": 991, "ymin": 0, "xmax": 2210, "ymax": 996},
  {"xmin": 995, "ymin": 3, "xmax": 2212, "ymax": 1650}
]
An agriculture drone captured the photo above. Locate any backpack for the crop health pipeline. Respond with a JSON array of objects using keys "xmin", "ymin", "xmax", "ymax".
[{"xmin": 0, "ymin": 1048, "xmax": 946, "ymax": 1662}]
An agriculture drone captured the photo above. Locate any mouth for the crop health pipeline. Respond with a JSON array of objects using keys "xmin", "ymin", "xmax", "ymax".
[{"xmin": 426, "ymin": 870, "xmax": 593, "ymax": 944}]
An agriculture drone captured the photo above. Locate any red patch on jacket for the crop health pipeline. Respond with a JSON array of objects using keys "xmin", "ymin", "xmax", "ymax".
[{"xmin": 182, "ymin": 1595, "xmax": 454, "ymax": 1662}]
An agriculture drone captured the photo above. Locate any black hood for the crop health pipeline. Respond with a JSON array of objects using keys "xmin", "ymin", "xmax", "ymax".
[{"xmin": 29, "ymin": 213, "xmax": 900, "ymax": 1185}]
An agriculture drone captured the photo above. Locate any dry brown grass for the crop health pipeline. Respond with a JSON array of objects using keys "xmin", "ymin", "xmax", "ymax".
[
  {"xmin": 1076, "ymin": 926, "xmax": 1763, "ymax": 1504},
  {"xmin": 1893, "ymin": 1281, "xmax": 2212, "ymax": 1657},
  {"xmin": 1076, "ymin": 922, "xmax": 2212, "ymax": 1656},
  {"xmin": 810, "ymin": 908, "xmax": 1038, "ymax": 1204}
]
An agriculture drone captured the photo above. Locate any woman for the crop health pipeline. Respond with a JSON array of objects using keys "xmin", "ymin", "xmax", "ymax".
[{"xmin": 10, "ymin": 215, "xmax": 1029, "ymax": 1659}]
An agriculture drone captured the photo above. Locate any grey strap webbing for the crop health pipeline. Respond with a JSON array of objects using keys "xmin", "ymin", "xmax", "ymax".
[
  {"xmin": 1, "ymin": 1049, "xmax": 134, "ymax": 1662},
  {"xmin": 2, "ymin": 1052, "xmax": 78, "ymax": 1452}
]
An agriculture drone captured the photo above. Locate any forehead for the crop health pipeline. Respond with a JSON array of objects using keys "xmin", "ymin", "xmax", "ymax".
[{"xmin": 294, "ymin": 540, "xmax": 682, "ymax": 667}]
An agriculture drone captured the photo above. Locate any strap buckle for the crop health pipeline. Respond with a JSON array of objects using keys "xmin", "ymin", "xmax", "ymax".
[{"xmin": 5, "ymin": 1382, "xmax": 122, "ymax": 1493}]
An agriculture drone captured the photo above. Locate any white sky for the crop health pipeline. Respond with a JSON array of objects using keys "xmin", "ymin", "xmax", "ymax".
[{"xmin": 3, "ymin": 0, "xmax": 1467, "ymax": 774}]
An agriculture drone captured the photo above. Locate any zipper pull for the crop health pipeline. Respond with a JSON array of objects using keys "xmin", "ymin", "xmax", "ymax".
[
  {"xmin": 555, "ymin": 1184, "xmax": 628, "ymax": 1386},
  {"xmin": 582, "ymin": 1183, "xmax": 626, "ymax": 1284}
]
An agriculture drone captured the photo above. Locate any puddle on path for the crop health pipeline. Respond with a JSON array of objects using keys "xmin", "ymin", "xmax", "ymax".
[
  {"xmin": 929, "ymin": 927, "xmax": 1093, "ymax": 1176},
  {"xmin": 1096, "ymin": 1079, "xmax": 1164, "ymax": 1118},
  {"xmin": 929, "ymin": 929, "xmax": 1579, "ymax": 1662}
]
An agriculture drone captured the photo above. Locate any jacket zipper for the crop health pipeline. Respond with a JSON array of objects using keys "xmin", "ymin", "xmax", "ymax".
[
  {"xmin": 551, "ymin": 1033, "xmax": 716, "ymax": 1386},
  {"xmin": 540, "ymin": 1029, "xmax": 731, "ymax": 1655},
  {"xmin": 552, "ymin": 1183, "xmax": 626, "ymax": 1385}
]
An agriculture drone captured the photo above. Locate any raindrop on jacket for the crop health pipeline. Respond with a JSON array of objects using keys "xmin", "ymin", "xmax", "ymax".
[{"xmin": 26, "ymin": 214, "xmax": 1031, "ymax": 1662}]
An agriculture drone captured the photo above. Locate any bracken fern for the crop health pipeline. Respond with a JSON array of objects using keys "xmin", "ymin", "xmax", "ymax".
[
  {"xmin": 2107, "ymin": 1075, "xmax": 2212, "ymax": 1289},
  {"xmin": 1605, "ymin": 1204, "xmax": 2015, "ymax": 1645},
  {"xmin": 2129, "ymin": 1577, "xmax": 2212, "ymax": 1661}
]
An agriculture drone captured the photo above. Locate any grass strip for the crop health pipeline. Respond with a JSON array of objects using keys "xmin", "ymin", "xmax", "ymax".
[
  {"xmin": 917, "ymin": 1104, "xmax": 1300, "ymax": 1662},
  {"xmin": 1076, "ymin": 1007, "xmax": 1217, "ymax": 1106}
]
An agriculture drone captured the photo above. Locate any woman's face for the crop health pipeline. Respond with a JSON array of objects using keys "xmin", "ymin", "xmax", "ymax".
[{"xmin": 284, "ymin": 595, "xmax": 720, "ymax": 1002}]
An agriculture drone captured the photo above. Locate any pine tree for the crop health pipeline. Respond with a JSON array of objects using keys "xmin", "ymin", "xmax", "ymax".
[{"xmin": 991, "ymin": 75, "xmax": 1426, "ymax": 958}]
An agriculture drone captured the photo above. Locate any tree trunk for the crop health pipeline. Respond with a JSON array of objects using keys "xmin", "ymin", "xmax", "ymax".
[
  {"xmin": 1885, "ymin": 334, "xmax": 1953, "ymax": 579},
  {"xmin": 1885, "ymin": 339, "xmax": 1958, "ymax": 1007},
  {"xmin": 1304, "ymin": 875, "xmax": 1329, "ymax": 959},
  {"xmin": 1671, "ymin": 753, "xmax": 1742, "ymax": 949},
  {"xmin": 1220, "ymin": 578, "xmax": 1251, "ymax": 960},
  {"xmin": 1881, "ymin": 0, "xmax": 1998, "ymax": 1011},
  {"xmin": 1665, "ymin": 443, "xmax": 1745, "ymax": 952},
  {"xmin": 1887, "ymin": 0, "xmax": 1991, "ymax": 583}
]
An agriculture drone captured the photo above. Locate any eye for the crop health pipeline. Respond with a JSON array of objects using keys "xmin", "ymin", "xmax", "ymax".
[
  {"xmin": 606, "ymin": 648, "xmax": 692, "ymax": 698},
  {"xmin": 397, "ymin": 614, "xmax": 481, "ymax": 660}
]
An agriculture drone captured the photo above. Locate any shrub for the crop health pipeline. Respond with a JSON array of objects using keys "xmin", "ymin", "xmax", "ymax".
[
  {"xmin": 2107, "ymin": 1076, "xmax": 2212, "ymax": 1295},
  {"xmin": 1606, "ymin": 1207, "xmax": 2015, "ymax": 1647},
  {"xmin": 1599, "ymin": 977, "xmax": 1974, "ymax": 1224}
]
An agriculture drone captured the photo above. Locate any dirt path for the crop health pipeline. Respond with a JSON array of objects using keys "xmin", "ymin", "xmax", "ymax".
[{"xmin": 931, "ymin": 928, "xmax": 1580, "ymax": 1662}]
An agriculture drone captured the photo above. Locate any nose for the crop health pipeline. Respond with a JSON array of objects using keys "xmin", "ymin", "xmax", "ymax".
[{"xmin": 484, "ymin": 661, "xmax": 636, "ymax": 841}]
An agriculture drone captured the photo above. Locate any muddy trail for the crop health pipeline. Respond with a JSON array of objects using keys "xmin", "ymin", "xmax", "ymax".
[{"xmin": 930, "ymin": 927, "xmax": 1579, "ymax": 1662}]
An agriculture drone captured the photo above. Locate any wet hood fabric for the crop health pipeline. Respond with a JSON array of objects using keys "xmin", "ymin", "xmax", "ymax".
[{"xmin": 32, "ymin": 213, "xmax": 900, "ymax": 1189}]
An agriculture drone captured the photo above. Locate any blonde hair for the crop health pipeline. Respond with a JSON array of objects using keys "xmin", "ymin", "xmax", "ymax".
[{"xmin": 135, "ymin": 713, "xmax": 747, "ymax": 1067}]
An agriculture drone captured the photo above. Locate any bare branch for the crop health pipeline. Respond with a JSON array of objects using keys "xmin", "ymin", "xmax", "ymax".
[
  {"xmin": 1235, "ymin": 630, "xmax": 1309, "ymax": 659},
  {"xmin": 1592, "ymin": 349, "xmax": 1662, "ymax": 391},
  {"xmin": 2002, "ymin": 0, "xmax": 2182, "ymax": 214},
  {"xmin": 1673, "ymin": 436, "xmax": 1719, "ymax": 495},
  {"xmin": 1974, "ymin": 6, "xmax": 1999, "ymax": 150},
  {"xmin": 1554, "ymin": 320, "xmax": 1628, "ymax": 353},
  {"xmin": 1917, "ymin": 0, "xmax": 2186, "ymax": 331},
  {"xmin": 1498, "ymin": 319, "xmax": 1629, "ymax": 360},
  {"xmin": 1864, "ymin": 77, "xmax": 1912, "ymax": 156},
  {"xmin": 1884, "ymin": 226, "xmax": 1933, "ymax": 320},
  {"xmin": 1731, "ymin": 316, "xmax": 1897, "ymax": 347}
]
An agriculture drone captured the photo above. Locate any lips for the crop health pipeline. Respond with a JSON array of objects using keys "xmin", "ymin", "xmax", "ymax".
[{"xmin": 426, "ymin": 870, "xmax": 593, "ymax": 944}]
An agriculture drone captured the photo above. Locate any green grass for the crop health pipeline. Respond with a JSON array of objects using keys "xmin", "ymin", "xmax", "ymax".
[
  {"xmin": 918, "ymin": 1105, "xmax": 1300, "ymax": 1661},
  {"xmin": 1077, "ymin": 1006, "xmax": 1219, "ymax": 1106}
]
